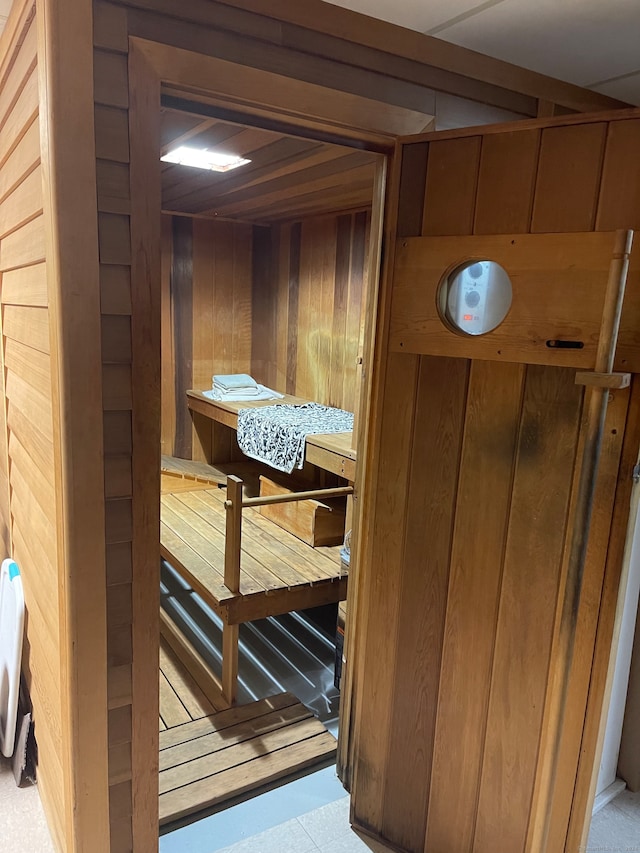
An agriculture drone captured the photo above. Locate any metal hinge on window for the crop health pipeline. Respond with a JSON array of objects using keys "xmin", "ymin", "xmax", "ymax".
[{"xmin": 633, "ymin": 463, "xmax": 640, "ymax": 484}]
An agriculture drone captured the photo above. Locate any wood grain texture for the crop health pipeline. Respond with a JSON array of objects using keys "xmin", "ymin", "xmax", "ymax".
[
  {"xmin": 119, "ymin": 0, "xmax": 629, "ymax": 115},
  {"xmin": 531, "ymin": 123, "xmax": 607, "ymax": 233},
  {"xmin": 351, "ymin": 351, "xmax": 419, "ymax": 834},
  {"xmin": 162, "ymin": 208, "xmax": 370, "ymax": 457},
  {"xmin": 421, "ymin": 136, "xmax": 481, "ymax": 236},
  {"xmin": 127, "ymin": 40, "xmax": 163, "ymax": 853},
  {"xmin": 473, "ymin": 129, "xmax": 540, "ymax": 234},
  {"xmin": 425, "ymin": 360, "xmax": 524, "ymax": 853},
  {"xmin": 161, "ymin": 215, "xmax": 253, "ymax": 457},
  {"xmin": 40, "ymin": 0, "xmax": 112, "ymax": 841},
  {"xmin": 542, "ymin": 385, "xmax": 628, "ymax": 851},
  {"xmin": 0, "ymin": 6, "xmax": 67, "ymax": 849},
  {"xmin": 351, "ymin": 114, "xmax": 640, "ymax": 853},
  {"xmin": 380, "ymin": 355, "xmax": 468, "ymax": 851},
  {"xmin": 473, "ymin": 366, "xmax": 583, "ymax": 852},
  {"xmin": 158, "ymin": 691, "xmax": 336, "ymax": 825},
  {"xmin": 390, "ymin": 231, "xmax": 629, "ymax": 369}
]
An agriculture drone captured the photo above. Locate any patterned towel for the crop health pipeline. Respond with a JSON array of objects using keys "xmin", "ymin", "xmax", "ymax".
[{"xmin": 237, "ymin": 403, "xmax": 354, "ymax": 473}]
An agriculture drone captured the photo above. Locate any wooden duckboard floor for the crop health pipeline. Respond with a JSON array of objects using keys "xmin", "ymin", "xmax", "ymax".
[
  {"xmin": 159, "ymin": 639, "xmax": 337, "ymax": 825},
  {"xmin": 160, "ymin": 477, "xmax": 347, "ymax": 626}
]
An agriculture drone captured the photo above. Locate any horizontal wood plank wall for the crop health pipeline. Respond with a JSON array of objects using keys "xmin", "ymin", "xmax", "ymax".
[
  {"xmin": 0, "ymin": 5, "xmax": 67, "ymax": 847},
  {"xmin": 92, "ymin": 4, "xmax": 138, "ymax": 850},
  {"xmin": 351, "ymin": 114, "xmax": 640, "ymax": 853},
  {"xmin": 263, "ymin": 211, "xmax": 370, "ymax": 413},
  {"xmin": 160, "ymin": 214, "xmax": 253, "ymax": 458}
]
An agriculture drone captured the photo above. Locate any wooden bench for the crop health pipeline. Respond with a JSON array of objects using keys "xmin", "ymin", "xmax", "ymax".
[
  {"xmin": 160, "ymin": 473, "xmax": 351, "ymax": 706},
  {"xmin": 186, "ymin": 390, "xmax": 357, "ymax": 480}
]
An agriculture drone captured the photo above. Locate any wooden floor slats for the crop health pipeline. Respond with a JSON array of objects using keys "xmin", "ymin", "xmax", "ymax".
[
  {"xmin": 159, "ymin": 647, "xmax": 337, "ymax": 825},
  {"xmin": 159, "ymin": 639, "xmax": 216, "ymax": 730},
  {"xmin": 160, "ymin": 478, "xmax": 347, "ymax": 626}
]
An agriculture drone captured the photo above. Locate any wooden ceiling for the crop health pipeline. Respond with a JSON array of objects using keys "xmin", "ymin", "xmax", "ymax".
[{"xmin": 160, "ymin": 107, "xmax": 380, "ymax": 224}]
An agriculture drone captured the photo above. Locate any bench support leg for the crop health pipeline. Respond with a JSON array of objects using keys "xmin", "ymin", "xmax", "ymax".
[{"xmin": 222, "ymin": 623, "xmax": 239, "ymax": 705}]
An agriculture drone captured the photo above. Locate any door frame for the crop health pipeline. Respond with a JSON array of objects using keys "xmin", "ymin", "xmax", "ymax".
[{"xmin": 127, "ymin": 36, "xmax": 406, "ymax": 847}]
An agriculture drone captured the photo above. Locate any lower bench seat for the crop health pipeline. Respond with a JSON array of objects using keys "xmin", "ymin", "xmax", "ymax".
[{"xmin": 160, "ymin": 475, "xmax": 348, "ymax": 705}]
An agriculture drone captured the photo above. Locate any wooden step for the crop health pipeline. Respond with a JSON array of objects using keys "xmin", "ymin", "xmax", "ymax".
[{"xmin": 158, "ymin": 691, "xmax": 337, "ymax": 825}]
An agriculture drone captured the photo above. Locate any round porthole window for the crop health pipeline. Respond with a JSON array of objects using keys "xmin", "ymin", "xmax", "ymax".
[{"xmin": 439, "ymin": 260, "xmax": 512, "ymax": 336}]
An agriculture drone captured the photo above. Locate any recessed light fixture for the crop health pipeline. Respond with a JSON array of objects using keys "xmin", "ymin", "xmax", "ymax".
[{"xmin": 160, "ymin": 146, "xmax": 251, "ymax": 172}]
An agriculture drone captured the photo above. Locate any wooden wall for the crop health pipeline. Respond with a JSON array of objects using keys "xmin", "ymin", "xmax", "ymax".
[
  {"xmin": 0, "ymin": 3, "xmax": 66, "ymax": 847},
  {"xmin": 161, "ymin": 210, "xmax": 370, "ymax": 458},
  {"xmin": 160, "ymin": 214, "xmax": 253, "ymax": 458},
  {"xmin": 32, "ymin": 0, "xmax": 629, "ymax": 850},
  {"xmin": 351, "ymin": 114, "xmax": 640, "ymax": 853},
  {"xmin": 258, "ymin": 212, "xmax": 370, "ymax": 411}
]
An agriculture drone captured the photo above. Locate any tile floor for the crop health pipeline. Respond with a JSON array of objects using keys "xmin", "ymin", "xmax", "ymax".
[
  {"xmin": 0, "ymin": 755, "xmax": 55, "ymax": 853},
  {"xmin": 3, "ymin": 750, "xmax": 640, "ymax": 853},
  {"xmin": 211, "ymin": 798, "xmax": 393, "ymax": 853},
  {"xmin": 586, "ymin": 788, "xmax": 640, "ymax": 852}
]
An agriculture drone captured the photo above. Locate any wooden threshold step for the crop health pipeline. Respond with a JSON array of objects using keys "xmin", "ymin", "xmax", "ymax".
[{"xmin": 158, "ymin": 691, "xmax": 337, "ymax": 825}]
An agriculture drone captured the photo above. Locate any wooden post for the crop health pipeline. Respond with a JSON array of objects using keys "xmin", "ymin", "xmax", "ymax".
[
  {"xmin": 223, "ymin": 475, "xmax": 243, "ymax": 704},
  {"xmin": 222, "ymin": 624, "xmax": 240, "ymax": 707},
  {"xmin": 224, "ymin": 475, "xmax": 243, "ymax": 594}
]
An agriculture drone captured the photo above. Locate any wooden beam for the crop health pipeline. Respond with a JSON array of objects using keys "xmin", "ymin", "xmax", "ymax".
[
  {"xmin": 38, "ymin": 0, "xmax": 110, "ymax": 849},
  {"xmin": 132, "ymin": 38, "xmax": 434, "ymax": 150},
  {"xmin": 121, "ymin": 0, "xmax": 628, "ymax": 115},
  {"xmin": 128, "ymin": 40, "xmax": 162, "ymax": 852}
]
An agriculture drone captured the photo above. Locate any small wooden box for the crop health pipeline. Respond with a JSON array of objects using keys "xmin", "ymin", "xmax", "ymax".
[{"xmin": 258, "ymin": 476, "xmax": 346, "ymax": 547}]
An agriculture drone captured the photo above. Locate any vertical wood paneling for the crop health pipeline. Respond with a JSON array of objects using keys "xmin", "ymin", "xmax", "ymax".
[
  {"xmin": 160, "ymin": 215, "xmax": 254, "ymax": 457},
  {"xmin": 171, "ymin": 216, "xmax": 193, "ymax": 458},
  {"xmin": 397, "ymin": 142, "xmax": 428, "ymax": 238},
  {"xmin": 269, "ymin": 211, "xmax": 370, "ymax": 413},
  {"xmin": 351, "ymin": 351, "xmax": 420, "ymax": 833},
  {"xmin": 329, "ymin": 215, "xmax": 350, "ymax": 407},
  {"xmin": 342, "ymin": 210, "xmax": 367, "ymax": 410},
  {"xmin": 543, "ymin": 386, "xmax": 628, "ymax": 851},
  {"xmin": 425, "ymin": 360, "xmax": 525, "ymax": 853},
  {"xmin": 286, "ymin": 221, "xmax": 301, "ymax": 395},
  {"xmin": 596, "ymin": 120, "xmax": 640, "ymax": 231},
  {"xmin": 161, "ymin": 208, "xmax": 372, "ymax": 456},
  {"xmin": 473, "ymin": 366, "xmax": 583, "ymax": 852},
  {"xmin": 473, "ymin": 130, "xmax": 540, "ymax": 234},
  {"xmin": 531, "ymin": 123, "xmax": 607, "ymax": 232},
  {"xmin": 251, "ymin": 225, "xmax": 275, "ymax": 387},
  {"xmin": 381, "ymin": 355, "xmax": 468, "ymax": 851},
  {"xmin": 353, "ymin": 114, "xmax": 640, "ymax": 853},
  {"xmin": 421, "ymin": 136, "xmax": 481, "ymax": 236}
]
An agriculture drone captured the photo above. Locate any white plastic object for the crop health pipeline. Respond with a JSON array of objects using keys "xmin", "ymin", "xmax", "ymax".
[{"xmin": 0, "ymin": 559, "xmax": 24, "ymax": 757}]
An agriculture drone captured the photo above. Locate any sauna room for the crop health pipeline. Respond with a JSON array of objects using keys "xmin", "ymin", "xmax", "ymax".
[{"xmin": 155, "ymin": 97, "xmax": 387, "ymax": 826}]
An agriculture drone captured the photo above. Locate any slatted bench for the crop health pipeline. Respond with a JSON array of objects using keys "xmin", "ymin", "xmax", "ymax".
[{"xmin": 160, "ymin": 473, "xmax": 351, "ymax": 706}]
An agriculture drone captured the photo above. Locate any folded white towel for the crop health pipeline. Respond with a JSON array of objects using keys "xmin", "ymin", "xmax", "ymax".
[
  {"xmin": 214, "ymin": 382, "xmax": 261, "ymax": 397},
  {"xmin": 204, "ymin": 385, "xmax": 284, "ymax": 402},
  {"xmin": 212, "ymin": 373, "xmax": 258, "ymax": 392}
]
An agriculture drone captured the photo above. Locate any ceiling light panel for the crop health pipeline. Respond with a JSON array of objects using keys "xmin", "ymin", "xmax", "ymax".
[{"xmin": 161, "ymin": 146, "xmax": 251, "ymax": 172}]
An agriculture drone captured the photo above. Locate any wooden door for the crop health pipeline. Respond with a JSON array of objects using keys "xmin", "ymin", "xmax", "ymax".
[{"xmin": 347, "ymin": 116, "xmax": 640, "ymax": 853}]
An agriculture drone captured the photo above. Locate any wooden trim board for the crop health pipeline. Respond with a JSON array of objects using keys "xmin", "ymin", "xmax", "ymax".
[{"xmin": 38, "ymin": 0, "xmax": 110, "ymax": 849}]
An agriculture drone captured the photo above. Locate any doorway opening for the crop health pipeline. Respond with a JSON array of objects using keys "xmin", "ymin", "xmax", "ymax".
[{"xmin": 152, "ymin": 90, "xmax": 390, "ymax": 837}]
